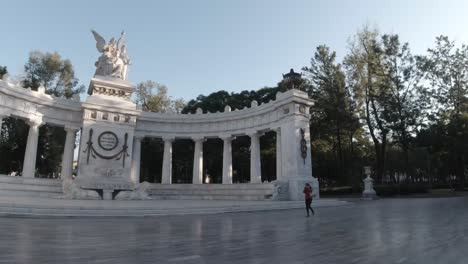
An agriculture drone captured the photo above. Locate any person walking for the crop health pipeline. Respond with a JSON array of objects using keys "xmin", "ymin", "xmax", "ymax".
[{"xmin": 303, "ymin": 183, "xmax": 315, "ymax": 217}]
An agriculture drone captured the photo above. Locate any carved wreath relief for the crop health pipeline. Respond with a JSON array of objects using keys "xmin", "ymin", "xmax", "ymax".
[
  {"xmin": 300, "ymin": 128, "xmax": 307, "ymax": 164},
  {"xmin": 82, "ymin": 129, "xmax": 130, "ymax": 167},
  {"xmin": 98, "ymin": 131, "xmax": 119, "ymax": 151}
]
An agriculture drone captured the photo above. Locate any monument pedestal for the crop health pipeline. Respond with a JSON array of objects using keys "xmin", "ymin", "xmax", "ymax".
[
  {"xmin": 362, "ymin": 176, "xmax": 378, "ymax": 200},
  {"xmin": 71, "ymin": 76, "xmax": 147, "ymax": 200}
]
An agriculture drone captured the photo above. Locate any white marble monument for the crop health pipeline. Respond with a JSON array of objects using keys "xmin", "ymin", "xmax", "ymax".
[
  {"xmin": 0, "ymin": 30, "xmax": 320, "ymax": 201},
  {"xmin": 73, "ymin": 30, "xmax": 141, "ymax": 200}
]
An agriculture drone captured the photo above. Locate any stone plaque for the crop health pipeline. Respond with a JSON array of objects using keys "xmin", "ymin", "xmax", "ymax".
[{"xmin": 98, "ymin": 131, "xmax": 119, "ymax": 151}]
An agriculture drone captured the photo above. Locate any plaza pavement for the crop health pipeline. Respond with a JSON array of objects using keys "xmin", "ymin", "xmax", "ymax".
[
  {"xmin": 0, "ymin": 195, "xmax": 348, "ymax": 217},
  {"xmin": 0, "ymin": 196, "xmax": 467, "ymax": 263}
]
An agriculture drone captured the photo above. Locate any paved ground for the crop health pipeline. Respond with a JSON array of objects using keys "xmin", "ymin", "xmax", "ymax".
[
  {"xmin": 0, "ymin": 197, "xmax": 467, "ymax": 264},
  {"xmin": 0, "ymin": 196, "xmax": 347, "ymax": 217}
]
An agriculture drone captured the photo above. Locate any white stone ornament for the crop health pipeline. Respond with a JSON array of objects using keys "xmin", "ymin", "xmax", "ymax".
[
  {"xmin": 362, "ymin": 166, "xmax": 378, "ymax": 200},
  {"xmin": 91, "ymin": 30, "xmax": 131, "ymax": 80}
]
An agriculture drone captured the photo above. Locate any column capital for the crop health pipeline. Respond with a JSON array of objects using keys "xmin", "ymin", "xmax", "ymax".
[
  {"xmin": 25, "ymin": 118, "xmax": 43, "ymax": 128},
  {"xmin": 134, "ymin": 134, "xmax": 145, "ymax": 141},
  {"xmin": 191, "ymin": 136, "xmax": 205, "ymax": 143},
  {"xmin": 64, "ymin": 125, "xmax": 80, "ymax": 133},
  {"xmin": 220, "ymin": 135, "xmax": 233, "ymax": 142},
  {"xmin": 247, "ymin": 131, "xmax": 264, "ymax": 138},
  {"xmin": 162, "ymin": 136, "xmax": 175, "ymax": 143}
]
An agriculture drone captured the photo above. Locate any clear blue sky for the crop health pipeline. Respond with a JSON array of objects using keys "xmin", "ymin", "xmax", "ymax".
[{"xmin": 1, "ymin": 0, "xmax": 468, "ymax": 101}]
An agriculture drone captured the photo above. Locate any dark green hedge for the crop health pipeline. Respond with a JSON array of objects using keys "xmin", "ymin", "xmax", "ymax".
[{"xmin": 321, "ymin": 184, "xmax": 430, "ymax": 196}]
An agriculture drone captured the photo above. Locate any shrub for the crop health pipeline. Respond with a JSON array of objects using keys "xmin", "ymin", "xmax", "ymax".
[{"xmin": 374, "ymin": 184, "xmax": 429, "ymax": 196}]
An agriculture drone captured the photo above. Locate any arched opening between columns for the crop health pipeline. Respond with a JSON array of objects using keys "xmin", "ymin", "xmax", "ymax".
[
  {"xmin": 0, "ymin": 117, "xmax": 29, "ymax": 176},
  {"xmin": 232, "ymin": 135, "xmax": 250, "ymax": 183},
  {"xmin": 260, "ymin": 131, "xmax": 277, "ymax": 182},
  {"xmin": 36, "ymin": 124, "xmax": 66, "ymax": 178},
  {"xmin": 203, "ymin": 138, "xmax": 223, "ymax": 183},
  {"xmin": 140, "ymin": 137, "xmax": 163, "ymax": 183},
  {"xmin": 0, "ymin": 117, "xmax": 70, "ymax": 178},
  {"xmin": 172, "ymin": 139, "xmax": 194, "ymax": 183}
]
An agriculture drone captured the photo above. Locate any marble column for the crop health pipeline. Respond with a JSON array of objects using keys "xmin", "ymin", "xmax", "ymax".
[
  {"xmin": 192, "ymin": 137, "xmax": 204, "ymax": 184},
  {"xmin": 222, "ymin": 136, "xmax": 233, "ymax": 184},
  {"xmin": 249, "ymin": 132, "xmax": 262, "ymax": 183},
  {"xmin": 60, "ymin": 127, "xmax": 78, "ymax": 180},
  {"xmin": 130, "ymin": 136, "xmax": 143, "ymax": 184},
  {"xmin": 22, "ymin": 119, "xmax": 42, "ymax": 178},
  {"xmin": 161, "ymin": 137, "xmax": 174, "ymax": 184},
  {"xmin": 276, "ymin": 128, "xmax": 282, "ymax": 181}
]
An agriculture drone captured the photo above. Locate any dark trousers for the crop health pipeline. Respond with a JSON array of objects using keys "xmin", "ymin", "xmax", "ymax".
[{"xmin": 305, "ymin": 198, "xmax": 314, "ymax": 216}]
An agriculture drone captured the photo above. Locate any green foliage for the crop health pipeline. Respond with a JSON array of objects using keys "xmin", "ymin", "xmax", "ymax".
[
  {"xmin": 135, "ymin": 80, "xmax": 185, "ymax": 113},
  {"xmin": 374, "ymin": 184, "xmax": 429, "ymax": 196},
  {"xmin": 172, "ymin": 139, "xmax": 194, "ymax": 183},
  {"xmin": 0, "ymin": 66, "xmax": 7, "ymax": 79},
  {"xmin": 140, "ymin": 138, "xmax": 163, "ymax": 183},
  {"xmin": 0, "ymin": 51, "xmax": 84, "ymax": 176},
  {"xmin": 303, "ymin": 45, "xmax": 361, "ymax": 185},
  {"xmin": 0, "ymin": 118, "xmax": 29, "ymax": 175},
  {"xmin": 36, "ymin": 125, "xmax": 66, "ymax": 178},
  {"xmin": 182, "ymin": 87, "xmax": 278, "ymax": 114},
  {"xmin": 417, "ymin": 36, "xmax": 468, "ymax": 188},
  {"xmin": 22, "ymin": 51, "xmax": 84, "ymax": 98},
  {"xmin": 344, "ymin": 26, "xmax": 391, "ymax": 182},
  {"xmin": 182, "ymin": 89, "xmax": 279, "ymax": 182}
]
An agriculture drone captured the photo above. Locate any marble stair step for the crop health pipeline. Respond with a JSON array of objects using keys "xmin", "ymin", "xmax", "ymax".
[
  {"xmin": 0, "ymin": 190, "xmax": 62, "ymax": 198},
  {"xmin": 0, "ymin": 175, "xmax": 62, "ymax": 186},
  {"xmin": 148, "ymin": 189, "xmax": 273, "ymax": 195},
  {"xmin": 0, "ymin": 183, "xmax": 63, "ymax": 192},
  {"xmin": 0, "ymin": 200, "xmax": 349, "ymax": 217},
  {"xmin": 149, "ymin": 195, "xmax": 270, "ymax": 200}
]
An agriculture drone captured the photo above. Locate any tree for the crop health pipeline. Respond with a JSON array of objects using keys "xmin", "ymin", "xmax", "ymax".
[
  {"xmin": 345, "ymin": 26, "xmax": 391, "ymax": 182},
  {"xmin": 379, "ymin": 34, "xmax": 429, "ymax": 181},
  {"xmin": 418, "ymin": 36, "xmax": 468, "ymax": 189},
  {"xmin": 183, "ymin": 87, "xmax": 279, "ymax": 114},
  {"xmin": 0, "ymin": 118, "xmax": 29, "ymax": 175},
  {"xmin": 23, "ymin": 51, "xmax": 84, "ymax": 98},
  {"xmin": 182, "ymin": 88, "xmax": 279, "ymax": 182},
  {"xmin": 303, "ymin": 45, "xmax": 360, "ymax": 184},
  {"xmin": 135, "ymin": 80, "xmax": 185, "ymax": 113},
  {"xmin": 1, "ymin": 52, "xmax": 84, "ymax": 177},
  {"xmin": 0, "ymin": 66, "xmax": 7, "ymax": 79}
]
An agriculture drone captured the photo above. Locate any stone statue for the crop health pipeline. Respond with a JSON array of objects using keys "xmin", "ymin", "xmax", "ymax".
[{"xmin": 91, "ymin": 30, "xmax": 130, "ymax": 80}]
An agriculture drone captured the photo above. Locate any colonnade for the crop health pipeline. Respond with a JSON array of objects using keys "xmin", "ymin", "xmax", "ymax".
[
  {"xmin": 130, "ymin": 131, "xmax": 277, "ymax": 185},
  {"xmin": 0, "ymin": 114, "xmax": 277, "ymax": 184},
  {"xmin": 0, "ymin": 115, "xmax": 78, "ymax": 179}
]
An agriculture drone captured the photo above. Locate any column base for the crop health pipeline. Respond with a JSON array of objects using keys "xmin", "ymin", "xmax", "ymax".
[
  {"xmin": 102, "ymin": 190, "xmax": 114, "ymax": 200},
  {"xmin": 272, "ymin": 177, "xmax": 320, "ymax": 201},
  {"xmin": 362, "ymin": 189, "xmax": 378, "ymax": 200}
]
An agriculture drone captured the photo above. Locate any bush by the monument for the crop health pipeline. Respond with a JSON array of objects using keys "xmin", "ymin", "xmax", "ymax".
[
  {"xmin": 320, "ymin": 186, "xmax": 356, "ymax": 196},
  {"xmin": 320, "ymin": 184, "xmax": 430, "ymax": 196},
  {"xmin": 374, "ymin": 184, "xmax": 429, "ymax": 196}
]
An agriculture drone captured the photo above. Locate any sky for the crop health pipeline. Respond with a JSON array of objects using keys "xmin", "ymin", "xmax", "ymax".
[{"xmin": 1, "ymin": 0, "xmax": 468, "ymax": 101}]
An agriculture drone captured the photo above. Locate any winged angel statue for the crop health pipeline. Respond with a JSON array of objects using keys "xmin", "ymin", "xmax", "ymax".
[{"xmin": 91, "ymin": 30, "xmax": 131, "ymax": 80}]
